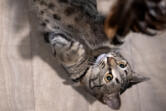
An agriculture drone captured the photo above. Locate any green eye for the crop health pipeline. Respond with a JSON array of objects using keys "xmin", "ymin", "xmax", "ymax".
[{"xmin": 104, "ymin": 73, "xmax": 113, "ymax": 83}]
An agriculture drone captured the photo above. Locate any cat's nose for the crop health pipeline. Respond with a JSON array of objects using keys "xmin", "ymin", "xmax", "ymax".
[{"xmin": 107, "ymin": 57, "xmax": 117, "ymax": 67}]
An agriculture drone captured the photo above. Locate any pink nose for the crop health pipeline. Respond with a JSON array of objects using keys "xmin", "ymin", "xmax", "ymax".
[{"xmin": 108, "ymin": 57, "xmax": 117, "ymax": 67}]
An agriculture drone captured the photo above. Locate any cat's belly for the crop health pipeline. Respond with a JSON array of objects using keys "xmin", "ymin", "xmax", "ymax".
[{"xmin": 36, "ymin": 0, "xmax": 108, "ymax": 49}]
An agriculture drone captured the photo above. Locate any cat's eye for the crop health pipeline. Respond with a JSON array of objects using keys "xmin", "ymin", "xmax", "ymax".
[
  {"xmin": 104, "ymin": 73, "xmax": 113, "ymax": 83},
  {"xmin": 118, "ymin": 62, "xmax": 127, "ymax": 68}
]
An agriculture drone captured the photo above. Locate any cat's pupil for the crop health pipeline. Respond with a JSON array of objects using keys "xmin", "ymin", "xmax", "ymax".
[
  {"xmin": 107, "ymin": 76, "xmax": 112, "ymax": 81},
  {"xmin": 119, "ymin": 64, "xmax": 125, "ymax": 68}
]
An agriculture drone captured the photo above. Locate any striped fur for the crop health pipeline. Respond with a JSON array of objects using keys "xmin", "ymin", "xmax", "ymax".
[{"xmin": 32, "ymin": 0, "xmax": 148, "ymax": 109}]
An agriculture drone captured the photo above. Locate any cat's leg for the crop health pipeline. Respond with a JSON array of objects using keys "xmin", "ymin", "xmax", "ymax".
[
  {"xmin": 46, "ymin": 31, "xmax": 89, "ymax": 81},
  {"xmin": 33, "ymin": 0, "xmax": 88, "ymax": 81},
  {"xmin": 47, "ymin": 31, "xmax": 85, "ymax": 66}
]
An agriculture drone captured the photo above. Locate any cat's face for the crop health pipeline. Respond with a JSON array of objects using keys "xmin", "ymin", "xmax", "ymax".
[{"xmin": 82, "ymin": 51, "xmax": 148, "ymax": 109}]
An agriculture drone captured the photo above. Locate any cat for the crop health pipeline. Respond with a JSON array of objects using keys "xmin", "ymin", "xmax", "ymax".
[{"xmin": 32, "ymin": 0, "xmax": 149, "ymax": 109}]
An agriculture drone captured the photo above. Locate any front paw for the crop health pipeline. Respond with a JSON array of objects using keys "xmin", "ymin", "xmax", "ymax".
[{"xmin": 60, "ymin": 42, "xmax": 85, "ymax": 65}]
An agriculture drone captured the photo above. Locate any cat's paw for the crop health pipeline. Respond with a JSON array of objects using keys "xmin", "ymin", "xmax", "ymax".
[
  {"xmin": 60, "ymin": 41, "xmax": 85, "ymax": 65},
  {"xmin": 47, "ymin": 32, "xmax": 85, "ymax": 65},
  {"xmin": 70, "ymin": 42, "xmax": 85, "ymax": 57}
]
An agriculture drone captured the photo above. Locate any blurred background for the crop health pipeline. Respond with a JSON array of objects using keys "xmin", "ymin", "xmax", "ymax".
[{"xmin": 0, "ymin": 0, "xmax": 166, "ymax": 111}]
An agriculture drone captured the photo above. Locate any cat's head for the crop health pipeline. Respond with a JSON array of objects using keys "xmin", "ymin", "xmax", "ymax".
[{"xmin": 82, "ymin": 50, "xmax": 149, "ymax": 110}]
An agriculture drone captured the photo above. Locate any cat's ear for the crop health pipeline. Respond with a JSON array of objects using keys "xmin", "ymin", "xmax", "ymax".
[
  {"xmin": 103, "ymin": 93, "xmax": 121, "ymax": 110},
  {"xmin": 129, "ymin": 72, "xmax": 150, "ymax": 87}
]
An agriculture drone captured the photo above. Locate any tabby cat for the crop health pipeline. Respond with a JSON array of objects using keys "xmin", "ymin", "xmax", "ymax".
[{"xmin": 32, "ymin": 0, "xmax": 149, "ymax": 109}]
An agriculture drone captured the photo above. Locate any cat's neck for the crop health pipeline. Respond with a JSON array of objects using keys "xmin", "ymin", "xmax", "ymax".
[{"xmin": 63, "ymin": 56, "xmax": 91, "ymax": 82}]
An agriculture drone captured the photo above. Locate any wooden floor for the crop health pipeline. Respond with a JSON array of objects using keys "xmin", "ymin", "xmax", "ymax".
[{"xmin": 0, "ymin": 0, "xmax": 166, "ymax": 111}]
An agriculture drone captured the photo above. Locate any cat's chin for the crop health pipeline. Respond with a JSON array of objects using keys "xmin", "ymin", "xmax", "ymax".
[{"xmin": 95, "ymin": 54, "xmax": 106, "ymax": 64}]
